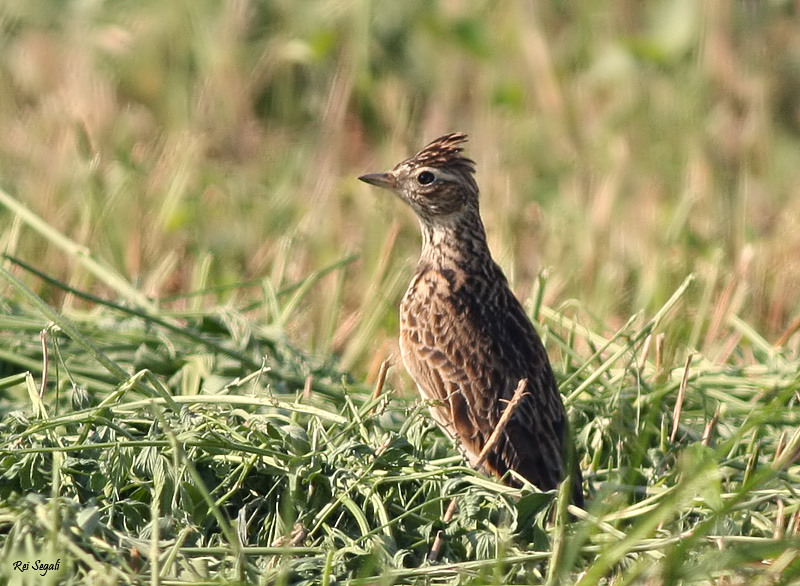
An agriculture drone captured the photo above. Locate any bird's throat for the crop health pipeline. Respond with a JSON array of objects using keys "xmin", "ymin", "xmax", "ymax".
[{"xmin": 418, "ymin": 214, "xmax": 492, "ymax": 272}]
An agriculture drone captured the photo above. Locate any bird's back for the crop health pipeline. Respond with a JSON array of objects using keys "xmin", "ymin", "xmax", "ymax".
[{"xmin": 400, "ymin": 257, "xmax": 583, "ymax": 505}]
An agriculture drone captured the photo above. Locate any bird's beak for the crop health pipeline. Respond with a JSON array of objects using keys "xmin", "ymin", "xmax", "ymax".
[{"xmin": 358, "ymin": 172, "xmax": 397, "ymax": 190}]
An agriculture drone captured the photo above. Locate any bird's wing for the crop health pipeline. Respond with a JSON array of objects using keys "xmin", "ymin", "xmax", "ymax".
[{"xmin": 400, "ymin": 269, "xmax": 569, "ymax": 492}]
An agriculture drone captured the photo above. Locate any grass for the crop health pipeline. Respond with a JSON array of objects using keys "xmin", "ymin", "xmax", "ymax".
[
  {"xmin": 1, "ymin": 0, "xmax": 800, "ymax": 584},
  {"xmin": 1, "ymin": 256, "xmax": 799, "ymax": 585}
]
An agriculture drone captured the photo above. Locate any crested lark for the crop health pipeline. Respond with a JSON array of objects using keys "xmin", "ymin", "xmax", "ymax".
[{"xmin": 359, "ymin": 133, "xmax": 583, "ymax": 505}]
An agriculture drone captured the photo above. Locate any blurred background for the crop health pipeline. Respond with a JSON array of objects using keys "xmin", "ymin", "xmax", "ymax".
[{"xmin": 1, "ymin": 0, "xmax": 799, "ymax": 378}]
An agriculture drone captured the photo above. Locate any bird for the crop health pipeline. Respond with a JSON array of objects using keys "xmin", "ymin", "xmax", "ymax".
[{"xmin": 359, "ymin": 132, "xmax": 583, "ymax": 506}]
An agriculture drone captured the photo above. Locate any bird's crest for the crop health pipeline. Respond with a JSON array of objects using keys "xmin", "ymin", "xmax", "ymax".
[{"xmin": 407, "ymin": 133, "xmax": 475, "ymax": 173}]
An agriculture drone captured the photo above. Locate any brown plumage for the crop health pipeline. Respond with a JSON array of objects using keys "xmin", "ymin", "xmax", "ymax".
[{"xmin": 359, "ymin": 133, "xmax": 583, "ymax": 506}]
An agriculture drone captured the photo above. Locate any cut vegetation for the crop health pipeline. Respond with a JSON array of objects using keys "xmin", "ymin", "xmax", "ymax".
[{"xmin": 1, "ymin": 1, "xmax": 800, "ymax": 584}]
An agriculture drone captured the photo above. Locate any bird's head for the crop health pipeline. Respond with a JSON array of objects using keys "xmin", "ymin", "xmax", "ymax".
[{"xmin": 359, "ymin": 133, "xmax": 479, "ymax": 227}]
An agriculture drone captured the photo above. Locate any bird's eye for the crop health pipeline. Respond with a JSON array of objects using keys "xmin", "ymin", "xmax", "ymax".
[{"xmin": 417, "ymin": 171, "xmax": 436, "ymax": 185}]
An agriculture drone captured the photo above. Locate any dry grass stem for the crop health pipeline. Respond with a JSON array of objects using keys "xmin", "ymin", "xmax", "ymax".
[
  {"xmin": 429, "ymin": 379, "xmax": 529, "ymax": 562},
  {"xmin": 701, "ymin": 406, "xmax": 720, "ymax": 447},
  {"xmin": 670, "ymin": 354, "xmax": 693, "ymax": 443},
  {"xmin": 371, "ymin": 358, "xmax": 391, "ymax": 402}
]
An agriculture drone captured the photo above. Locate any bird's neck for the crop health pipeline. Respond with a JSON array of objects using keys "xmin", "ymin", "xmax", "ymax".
[{"xmin": 418, "ymin": 212, "xmax": 493, "ymax": 271}]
